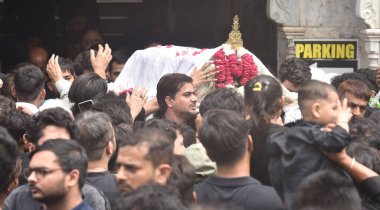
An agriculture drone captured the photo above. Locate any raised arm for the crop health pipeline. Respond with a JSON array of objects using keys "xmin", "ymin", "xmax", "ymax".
[{"xmin": 90, "ymin": 44, "xmax": 112, "ymax": 80}]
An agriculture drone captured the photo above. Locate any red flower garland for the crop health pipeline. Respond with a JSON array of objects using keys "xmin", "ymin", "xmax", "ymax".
[{"xmin": 213, "ymin": 48, "xmax": 258, "ymax": 88}]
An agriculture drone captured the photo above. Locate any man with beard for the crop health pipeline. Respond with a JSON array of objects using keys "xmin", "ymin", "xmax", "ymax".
[
  {"xmin": 24, "ymin": 140, "xmax": 91, "ymax": 210},
  {"xmin": 337, "ymin": 80, "xmax": 371, "ymax": 119},
  {"xmin": 116, "ymin": 127, "xmax": 173, "ymax": 193},
  {"xmin": 3, "ymin": 140, "xmax": 111, "ymax": 210},
  {"xmin": 156, "ymin": 73, "xmax": 198, "ymax": 130}
]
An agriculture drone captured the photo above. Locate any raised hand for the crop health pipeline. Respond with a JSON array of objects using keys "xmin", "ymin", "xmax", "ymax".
[
  {"xmin": 126, "ymin": 86, "xmax": 148, "ymax": 122},
  {"xmin": 46, "ymin": 54, "xmax": 63, "ymax": 84},
  {"xmin": 191, "ymin": 61, "xmax": 218, "ymax": 88},
  {"xmin": 336, "ymin": 98, "xmax": 352, "ymax": 132},
  {"xmin": 90, "ymin": 44, "xmax": 112, "ymax": 80}
]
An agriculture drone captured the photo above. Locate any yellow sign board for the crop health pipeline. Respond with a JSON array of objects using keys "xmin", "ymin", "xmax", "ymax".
[
  {"xmin": 294, "ymin": 39, "xmax": 358, "ymax": 71},
  {"xmin": 294, "ymin": 40, "xmax": 357, "ymax": 60}
]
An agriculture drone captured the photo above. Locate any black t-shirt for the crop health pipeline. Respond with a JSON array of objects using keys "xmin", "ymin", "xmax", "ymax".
[
  {"xmin": 195, "ymin": 176, "xmax": 284, "ymax": 210},
  {"xmin": 86, "ymin": 171, "xmax": 118, "ymax": 207},
  {"xmin": 361, "ymin": 176, "xmax": 380, "ymax": 210}
]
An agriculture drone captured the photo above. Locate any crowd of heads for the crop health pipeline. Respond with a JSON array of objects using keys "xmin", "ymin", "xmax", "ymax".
[{"xmin": 0, "ymin": 35, "xmax": 380, "ymax": 210}]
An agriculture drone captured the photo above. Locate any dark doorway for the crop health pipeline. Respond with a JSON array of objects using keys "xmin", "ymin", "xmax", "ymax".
[{"xmin": 0, "ymin": 0, "xmax": 277, "ymax": 73}]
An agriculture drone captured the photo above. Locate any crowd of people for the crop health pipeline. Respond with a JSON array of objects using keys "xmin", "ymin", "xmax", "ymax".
[{"xmin": 0, "ymin": 35, "xmax": 380, "ymax": 210}]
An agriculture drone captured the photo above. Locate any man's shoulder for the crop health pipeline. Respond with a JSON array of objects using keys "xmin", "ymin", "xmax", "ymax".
[
  {"xmin": 86, "ymin": 171, "xmax": 117, "ymax": 188},
  {"xmin": 85, "ymin": 172, "xmax": 118, "ymax": 207},
  {"xmin": 82, "ymin": 183, "xmax": 111, "ymax": 210},
  {"xmin": 195, "ymin": 176, "xmax": 262, "ymax": 192},
  {"xmin": 195, "ymin": 176, "xmax": 283, "ymax": 209},
  {"xmin": 3, "ymin": 185, "xmax": 42, "ymax": 210},
  {"xmin": 72, "ymin": 200, "xmax": 95, "ymax": 210}
]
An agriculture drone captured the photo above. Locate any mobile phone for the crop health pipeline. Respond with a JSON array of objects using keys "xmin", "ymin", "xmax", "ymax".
[{"xmin": 78, "ymin": 100, "xmax": 93, "ymax": 112}]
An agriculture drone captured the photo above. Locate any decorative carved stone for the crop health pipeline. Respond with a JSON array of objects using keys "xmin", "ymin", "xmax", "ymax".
[
  {"xmin": 267, "ymin": 0, "xmax": 300, "ymax": 26},
  {"xmin": 280, "ymin": 26, "xmax": 306, "ymax": 58},
  {"xmin": 355, "ymin": 0, "xmax": 380, "ymax": 29},
  {"xmin": 360, "ymin": 29, "xmax": 380, "ymax": 69}
]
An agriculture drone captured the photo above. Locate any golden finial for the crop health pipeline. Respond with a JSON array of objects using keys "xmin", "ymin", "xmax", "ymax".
[{"xmin": 226, "ymin": 15, "xmax": 243, "ymax": 51}]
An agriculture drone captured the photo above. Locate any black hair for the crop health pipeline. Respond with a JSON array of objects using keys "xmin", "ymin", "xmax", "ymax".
[
  {"xmin": 298, "ymin": 80, "xmax": 336, "ymax": 116},
  {"xmin": 331, "ymin": 72, "xmax": 371, "ymax": 90},
  {"xmin": 0, "ymin": 126, "xmax": 18, "ymax": 194},
  {"xmin": 13, "ymin": 65, "xmax": 46, "ymax": 102},
  {"xmin": 368, "ymin": 111, "xmax": 380, "ymax": 149},
  {"xmin": 156, "ymin": 73, "xmax": 193, "ymax": 116},
  {"xmin": 68, "ymin": 72, "xmax": 107, "ymax": 116},
  {"xmin": 120, "ymin": 127, "xmax": 173, "ymax": 168},
  {"xmin": 356, "ymin": 69, "xmax": 378, "ymax": 92},
  {"xmin": 244, "ymin": 75, "xmax": 283, "ymax": 185},
  {"xmin": 244, "ymin": 75, "xmax": 283, "ymax": 134},
  {"xmin": 31, "ymin": 139, "xmax": 88, "ymax": 189},
  {"xmin": 199, "ymin": 88, "xmax": 244, "ymax": 116},
  {"xmin": 33, "ymin": 107, "xmax": 77, "ymax": 139},
  {"xmin": 349, "ymin": 118, "xmax": 380, "ymax": 150},
  {"xmin": 114, "ymin": 184, "xmax": 186, "ymax": 210},
  {"xmin": 347, "ymin": 142, "xmax": 380, "ymax": 174},
  {"xmin": 108, "ymin": 125, "xmax": 133, "ymax": 172},
  {"xmin": 25, "ymin": 124, "xmax": 43, "ymax": 146},
  {"xmin": 0, "ymin": 95, "xmax": 16, "ymax": 116},
  {"xmin": 73, "ymin": 51, "xmax": 94, "ymax": 76},
  {"xmin": 109, "ymin": 49, "xmax": 133, "ymax": 73},
  {"xmin": 167, "ymin": 155, "xmax": 196, "ymax": 206},
  {"xmin": 182, "ymin": 124, "xmax": 196, "ymax": 147},
  {"xmin": 199, "ymin": 109, "xmax": 251, "ymax": 166},
  {"xmin": 143, "ymin": 118, "xmax": 177, "ymax": 147},
  {"xmin": 278, "ymin": 57, "xmax": 311, "ymax": 85},
  {"xmin": 58, "ymin": 57, "xmax": 75, "ymax": 75},
  {"xmin": 74, "ymin": 111, "xmax": 114, "ymax": 161},
  {"xmin": 292, "ymin": 171, "xmax": 361, "ymax": 210},
  {"xmin": 0, "ymin": 73, "xmax": 17, "ymax": 101},
  {"xmin": 92, "ymin": 92, "xmax": 133, "ymax": 126},
  {"xmin": 0, "ymin": 110, "xmax": 35, "ymax": 144}
]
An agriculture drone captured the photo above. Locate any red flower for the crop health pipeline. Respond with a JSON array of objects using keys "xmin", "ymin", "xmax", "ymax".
[{"xmin": 213, "ymin": 48, "xmax": 258, "ymax": 88}]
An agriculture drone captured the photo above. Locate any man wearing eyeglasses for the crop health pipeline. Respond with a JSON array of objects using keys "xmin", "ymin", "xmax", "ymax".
[
  {"xmin": 19, "ymin": 140, "xmax": 91, "ymax": 210},
  {"xmin": 3, "ymin": 141, "xmax": 111, "ymax": 210},
  {"xmin": 337, "ymin": 80, "xmax": 371, "ymax": 119}
]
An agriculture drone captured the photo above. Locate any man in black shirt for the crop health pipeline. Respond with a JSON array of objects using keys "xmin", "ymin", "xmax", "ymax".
[
  {"xmin": 74, "ymin": 111, "xmax": 118, "ymax": 206},
  {"xmin": 195, "ymin": 109, "xmax": 284, "ymax": 210}
]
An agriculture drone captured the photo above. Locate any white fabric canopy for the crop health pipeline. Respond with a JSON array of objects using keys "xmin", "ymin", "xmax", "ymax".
[{"xmin": 111, "ymin": 45, "xmax": 294, "ymax": 100}]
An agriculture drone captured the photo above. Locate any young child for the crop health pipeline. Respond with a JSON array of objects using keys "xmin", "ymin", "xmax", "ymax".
[{"xmin": 267, "ymin": 80, "xmax": 352, "ymax": 207}]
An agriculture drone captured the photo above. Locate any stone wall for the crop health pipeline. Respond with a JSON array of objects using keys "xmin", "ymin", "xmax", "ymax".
[{"xmin": 268, "ymin": 0, "xmax": 376, "ymax": 70}]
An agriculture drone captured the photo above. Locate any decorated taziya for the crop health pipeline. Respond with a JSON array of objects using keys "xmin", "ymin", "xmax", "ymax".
[{"xmin": 110, "ymin": 15, "xmax": 290, "ymax": 102}]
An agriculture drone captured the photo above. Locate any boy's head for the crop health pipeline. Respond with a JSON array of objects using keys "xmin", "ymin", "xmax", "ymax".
[{"xmin": 298, "ymin": 80, "xmax": 339, "ymax": 125}]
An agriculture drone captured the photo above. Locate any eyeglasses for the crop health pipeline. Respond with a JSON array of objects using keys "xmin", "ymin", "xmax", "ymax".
[
  {"xmin": 347, "ymin": 102, "xmax": 367, "ymax": 112},
  {"xmin": 24, "ymin": 167, "xmax": 63, "ymax": 180}
]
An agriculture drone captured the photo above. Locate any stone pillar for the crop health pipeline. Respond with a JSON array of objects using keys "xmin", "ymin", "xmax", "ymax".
[
  {"xmin": 267, "ymin": 0, "xmax": 302, "ymax": 66},
  {"xmin": 360, "ymin": 29, "xmax": 380, "ymax": 69},
  {"xmin": 280, "ymin": 26, "xmax": 306, "ymax": 59},
  {"xmin": 356, "ymin": 0, "xmax": 380, "ymax": 69}
]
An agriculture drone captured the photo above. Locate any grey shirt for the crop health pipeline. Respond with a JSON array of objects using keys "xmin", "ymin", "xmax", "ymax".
[{"xmin": 3, "ymin": 184, "xmax": 111, "ymax": 210}]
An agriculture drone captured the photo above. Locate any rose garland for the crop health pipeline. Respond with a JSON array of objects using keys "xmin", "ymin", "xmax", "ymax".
[{"xmin": 213, "ymin": 44, "xmax": 259, "ymax": 88}]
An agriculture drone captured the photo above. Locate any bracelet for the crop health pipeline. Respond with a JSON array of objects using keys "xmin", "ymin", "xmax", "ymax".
[{"xmin": 350, "ymin": 157, "xmax": 356, "ymax": 170}]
